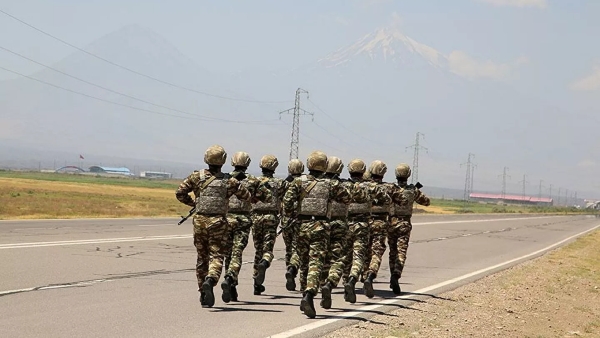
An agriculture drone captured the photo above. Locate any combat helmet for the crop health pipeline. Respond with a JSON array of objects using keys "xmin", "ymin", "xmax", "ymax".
[
  {"xmin": 259, "ymin": 155, "xmax": 279, "ymax": 171},
  {"xmin": 348, "ymin": 159, "xmax": 367, "ymax": 174},
  {"xmin": 204, "ymin": 145, "xmax": 227, "ymax": 166},
  {"xmin": 288, "ymin": 159, "xmax": 305, "ymax": 175},
  {"xmin": 326, "ymin": 156, "xmax": 344, "ymax": 174},
  {"xmin": 306, "ymin": 151, "xmax": 328, "ymax": 172},
  {"xmin": 395, "ymin": 163, "xmax": 411, "ymax": 179},
  {"xmin": 368, "ymin": 160, "xmax": 387, "ymax": 177},
  {"xmin": 231, "ymin": 151, "xmax": 251, "ymax": 167}
]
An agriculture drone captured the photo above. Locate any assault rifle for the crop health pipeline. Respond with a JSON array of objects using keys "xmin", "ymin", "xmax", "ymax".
[
  {"xmin": 277, "ymin": 217, "xmax": 297, "ymax": 236},
  {"xmin": 178, "ymin": 207, "xmax": 196, "ymax": 225},
  {"xmin": 415, "ymin": 182, "xmax": 423, "ymax": 189}
]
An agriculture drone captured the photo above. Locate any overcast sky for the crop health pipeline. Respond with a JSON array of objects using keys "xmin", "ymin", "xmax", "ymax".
[{"xmin": 1, "ymin": 0, "xmax": 599, "ymax": 199}]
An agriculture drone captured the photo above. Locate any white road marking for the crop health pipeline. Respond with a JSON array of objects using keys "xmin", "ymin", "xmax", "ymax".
[
  {"xmin": 266, "ymin": 223, "xmax": 600, "ymax": 338},
  {"xmin": 0, "ymin": 216, "xmax": 567, "ymax": 250},
  {"xmin": 0, "ymin": 235, "xmax": 192, "ymax": 249}
]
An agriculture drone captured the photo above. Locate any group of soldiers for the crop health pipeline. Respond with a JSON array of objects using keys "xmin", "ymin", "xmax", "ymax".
[{"xmin": 175, "ymin": 145, "xmax": 430, "ymax": 319}]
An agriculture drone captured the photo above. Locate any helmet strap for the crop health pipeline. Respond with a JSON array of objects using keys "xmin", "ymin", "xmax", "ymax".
[
  {"xmin": 262, "ymin": 168, "xmax": 274, "ymax": 177},
  {"xmin": 208, "ymin": 165, "xmax": 222, "ymax": 174}
]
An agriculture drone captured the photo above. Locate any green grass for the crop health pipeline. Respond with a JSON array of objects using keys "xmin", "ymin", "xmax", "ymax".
[
  {"xmin": 430, "ymin": 198, "xmax": 597, "ymax": 215},
  {"xmin": 0, "ymin": 170, "xmax": 182, "ymax": 189}
]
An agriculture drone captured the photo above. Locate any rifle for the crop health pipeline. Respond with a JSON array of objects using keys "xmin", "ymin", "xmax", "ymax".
[
  {"xmin": 415, "ymin": 182, "xmax": 423, "ymax": 189},
  {"xmin": 277, "ymin": 217, "xmax": 297, "ymax": 236},
  {"xmin": 178, "ymin": 207, "xmax": 196, "ymax": 225}
]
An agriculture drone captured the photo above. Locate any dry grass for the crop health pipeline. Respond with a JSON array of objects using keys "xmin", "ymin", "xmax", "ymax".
[
  {"xmin": 0, "ymin": 178, "xmax": 189, "ymax": 219},
  {"xmin": 325, "ymin": 230, "xmax": 600, "ymax": 338}
]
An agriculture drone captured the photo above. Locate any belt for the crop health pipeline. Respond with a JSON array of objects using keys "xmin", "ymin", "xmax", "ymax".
[
  {"xmin": 228, "ymin": 211, "xmax": 251, "ymax": 215},
  {"xmin": 252, "ymin": 209, "xmax": 277, "ymax": 215},
  {"xmin": 297, "ymin": 215, "xmax": 329, "ymax": 221},
  {"xmin": 371, "ymin": 213, "xmax": 389, "ymax": 219}
]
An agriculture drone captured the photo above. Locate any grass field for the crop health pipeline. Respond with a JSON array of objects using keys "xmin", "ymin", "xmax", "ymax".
[{"xmin": 0, "ymin": 171, "xmax": 596, "ymax": 219}]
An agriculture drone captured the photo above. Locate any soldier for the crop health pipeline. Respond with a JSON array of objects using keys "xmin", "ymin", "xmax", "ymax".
[
  {"xmin": 251, "ymin": 155, "xmax": 287, "ymax": 295},
  {"xmin": 319, "ymin": 156, "xmax": 354, "ymax": 309},
  {"xmin": 175, "ymin": 145, "xmax": 251, "ymax": 308},
  {"xmin": 282, "ymin": 151, "xmax": 352, "ymax": 319},
  {"xmin": 342, "ymin": 159, "xmax": 390, "ymax": 304},
  {"xmin": 283, "ymin": 159, "xmax": 305, "ymax": 291},
  {"xmin": 222, "ymin": 152, "xmax": 272, "ymax": 303},
  {"xmin": 387, "ymin": 163, "xmax": 430, "ymax": 294},
  {"xmin": 362, "ymin": 160, "xmax": 394, "ymax": 298}
]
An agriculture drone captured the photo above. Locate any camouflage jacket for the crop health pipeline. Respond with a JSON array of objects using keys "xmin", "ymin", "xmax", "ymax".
[
  {"xmin": 390, "ymin": 182, "xmax": 430, "ymax": 217},
  {"xmin": 228, "ymin": 171, "xmax": 272, "ymax": 213},
  {"xmin": 252, "ymin": 175, "xmax": 287, "ymax": 213},
  {"xmin": 281, "ymin": 173, "xmax": 353, "ymax": 217},
  {"xmin": 175, "ymin": 169, "xmax": 251, "ymax": 209},
  {"xmin": 346, "ymin": 177, "xmax": 391, "ymax": 215}
]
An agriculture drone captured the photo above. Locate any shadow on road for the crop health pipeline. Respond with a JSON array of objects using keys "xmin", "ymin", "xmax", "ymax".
[
  {"xmin": 233, "ymin": 300, "xmax": 299, "ymax": 307},
  {"xmin": 210, "ymin": 306, "xmax": 283, "ymax": 313},
  {"xmin": 402, "ymin": 291, "xmax": 455, "ymax": 302}
]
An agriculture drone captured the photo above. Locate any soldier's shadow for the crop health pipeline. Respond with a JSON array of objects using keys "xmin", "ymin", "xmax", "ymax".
[
  {"xmin": 401, "ymin": 291, "xmax": 455, "ymax": 302},
  {"xmin": 210, "ymin": 306, "xmax": 282, "ymax": 313},
  {"xmin": 234, "ymin": 300, "xmax": 299, "ymax": 307},
  {"xmin": 316, "ymin": 314, "xmax": 386, "ymax": 324}
]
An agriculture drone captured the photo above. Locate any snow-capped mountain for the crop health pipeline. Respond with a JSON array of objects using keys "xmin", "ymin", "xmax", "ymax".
[{"xmin": 317, "ymin": 26, "xmax": 448, "ymax": 70}]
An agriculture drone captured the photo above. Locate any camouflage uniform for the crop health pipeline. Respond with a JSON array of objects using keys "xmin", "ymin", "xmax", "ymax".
[
  {"xmin": 282, "ymin": 151, "xmax": 352, "ymax": 319},
  {"xmin": 223, "ymin": 166, "xmax": 272, "ymax": 301},
  {"xmin": 251, "ymin": 155, "xmax": 288, "ymax": 293},
  {"xmin": 387, "ymin": 164, "xmax": 430, "ymax": 294},
  {"xmin": 341, "ymin": 159, "xmax": 391, "ymax": 304},
  {"xmin": 175, "ymin": 145, "xmax": 250, "ymax": 308},
  {"xmin": 282, "ymin": 159, "xmax": 304, "ymax": 271}
]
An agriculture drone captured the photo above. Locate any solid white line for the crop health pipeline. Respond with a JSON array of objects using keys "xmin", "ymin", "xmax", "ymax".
[
  {"xmin": 266, "ymin": 223, "xmax": 600, "ymax": 338},
  {"xmin": 0, "ymin": 215, "xmax": 567, "ymax": 250},
  {"xmin": 0, "ymin": 235, "xmax": 192, "ymax": 249}
]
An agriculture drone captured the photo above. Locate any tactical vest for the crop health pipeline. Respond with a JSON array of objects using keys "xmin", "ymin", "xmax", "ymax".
[
  {"xmin": 253, "ymin": 177, "xmax": 281, "ymax": 212},
  {"xmin": 195, "ymin": 173, "xmax": 229, "ymax": 215},
  {"xmin": 329, "ymin": 180, "xmax": 349, "ymax": 218},
  {"xmin": 371, "ymin": 182, "xmax": 391, "ymax": 215},
  {"xmin": 393, "ymin": 184, "xmax": 417, "ymax": 216},
  {"xmin": 348, "ymin": 181, "xmax": 371, "ymax": 215},
  {"xmin": 228, "ymin": 173, "xmax": 252, "ymax": 213},
  {"xmin": 298, "ymin": 176, "xmax": 330, "ymax": 217}
]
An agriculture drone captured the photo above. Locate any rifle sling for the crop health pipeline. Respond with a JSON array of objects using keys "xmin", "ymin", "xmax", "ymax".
[{"xmin": 200, "ymin": 175, "xmax": 217, "ymax": 190}]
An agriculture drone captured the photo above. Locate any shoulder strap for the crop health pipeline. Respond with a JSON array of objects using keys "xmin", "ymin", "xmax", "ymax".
[
  {"xmin": 302, "ymin": 180, "xmax": 319, "ymax": 198},
  {"xmin": 200, "ymin": 175, "xmax": 217, "ymax": 190}
]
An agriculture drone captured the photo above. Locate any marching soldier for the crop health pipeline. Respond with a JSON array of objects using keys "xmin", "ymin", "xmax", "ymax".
[
  {"xmin": 221, "ymin": 152, "xmax": 272, "ymax": 302},
  {"xmin": 282, "ymin": 151, "xmax": 352, "ymax": 318},
  {"xmin": 175, "ymin": 145, "xmax": 251, "ymax": 308},
  {"xmin": 251, "ymin": 155, "xmax": 287, "ymax": 295},
  {"xmin": 342, "ymin": 159, "xmax": 390, "ymax": 303},
  {"xmin": 283, "ymin": 159, "xmax": 305, "ymax": 291},
  {"xmin": 387, "ymin": 163, "xmax": 430, "ymax": 294}
]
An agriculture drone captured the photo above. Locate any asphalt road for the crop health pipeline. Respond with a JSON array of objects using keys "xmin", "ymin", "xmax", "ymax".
[{"xmin": 1, "ymin": 214, "xmax": 598, "ymax": 338}]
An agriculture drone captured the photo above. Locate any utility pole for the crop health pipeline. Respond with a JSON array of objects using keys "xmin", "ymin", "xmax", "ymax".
[
  {"xmin": 406, "ymin": 132, "xmax": 428, "ymax": 184},
  {"xmin": 538, "ymin": 179, "xmax": 544, "ymax": 199},
  {"xmin": 461, "ymin": 153, "xmax": 474, "ymax": 202},
  {"xmin": 519, "ymin": 174, "xmax": 528, "ymax": 198},
  {"xmin": 557, "ymin": 187, "xmax": 561, "ymax": 206},
  {"xmin": 498, "ymin": 167, "xmax": 510, "ymax": 200},
  {"xmin": 279, "ymin": 88, "xmax": 313, "ymax": 160}
]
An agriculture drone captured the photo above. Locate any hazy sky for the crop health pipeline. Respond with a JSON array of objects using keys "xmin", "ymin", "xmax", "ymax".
[{"xmin": 1, "ymin": 0, "xmax": 600, "ymax": 199}]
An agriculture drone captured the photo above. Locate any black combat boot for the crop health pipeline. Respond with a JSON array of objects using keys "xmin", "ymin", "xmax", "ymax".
[
  {"xmin": 299, "ymin": 291, "xmax": 306, "ymax": 312},
  {"xmin": 230, "ymin": 284, "xmax": 238, "ymax": 302},
  {"xmin": 253, "ymin": 280, "xmax": 266, "ymax": 295},
  {"xmin": 199, "ymin": 291, "xmax": 207, "ymax": 306},
  {"xmin": 320, "ymin": 281, "xmax": 333, "ymax": 309},
  {"xmin": 285, "ymin": 266, "xmax": 297, "ymax": 291},
  {"xmin": 344, "ymin": 276, "xmax": 357, "ymax": 304},
  {"xmin": 301, "ymin": 291, "xmax": 317, "ymax": 319},
  {"xmin": 201, "ymin": 277, "xmax": 216, "ymax": 308},
  {"xmin": 363, "ymin": 273, "xmax": 375, "ymax": 298},
  {"xmin": 221, "ymin": 275, "xmax": 234, "ymax": 303},
  {"xmin": 255, "ymin": 259, "xmax": 270, "ymax": 285},
  {"xmin": 390, "ymin": 274, "xmax": 401, "ymax": 295}
]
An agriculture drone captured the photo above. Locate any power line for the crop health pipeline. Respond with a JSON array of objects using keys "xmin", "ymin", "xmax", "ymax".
[
  {"xmin": 0, "ymin": 9, "xmax": 290, "ymax": 105},
  {"xmin": 0, "ymin": 45, "xmax": 278, "ymax": 124},
  {"xmin": 498, "ymin": 167, "xmax": 510, "ymax": 199},
  {"xmin": 406, "ymin": 132, "xmax": 428, "ymax": 184},
  {"xmin": 279, "ymin": 88, "xmax": 313, "ymax": 160},
  {"xmin": 0, "ymin": 65, "xmax": 277, "ymax": 125}
]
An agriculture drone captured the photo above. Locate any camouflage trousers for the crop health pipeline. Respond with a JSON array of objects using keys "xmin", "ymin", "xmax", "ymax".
[
  {"xmin": 193, "ymin": 214, "xmax": 230, "ymax": 289},
  {"xmin": 223, "ymin": 213, "xmax": 252, "ymax": 284},
  {"xmin": 321, "ymin": 218, "xmax": 349, "ymax": 287},
  {"xmin": 363, "ymin": 216, "xmax": 390, "ymax": 279},
  {"xmin": 289, "ymin": 245, "xmax": 309, "ymax": 292},
  {"xmin": 388, "ymin": 216, "xmax": 412, "ymax": 278},
  {"xmin": 294, "ymin": 219, "xmax": 329, "ymax": 295},
  {"xmin": 251, "ymin": 213, "xmax": 279, "ymax": 278},
  {"xmin": 281, "ymin": 216, "xmax": 299, "ymax": 268},
  {"xmin": 342, "ymin": 217, "xmax": 370, "ymax": 282}
]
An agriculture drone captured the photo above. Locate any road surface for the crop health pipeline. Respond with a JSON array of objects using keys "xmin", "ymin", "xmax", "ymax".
[{"xmin": 1, "ymin": 214, "xmax": 598, "ymax": 338}]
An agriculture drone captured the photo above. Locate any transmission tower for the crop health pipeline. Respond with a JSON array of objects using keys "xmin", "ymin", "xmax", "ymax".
[
  {"xmin": 565, "ymin": 189, "xmax": 569, "ymax": 206},
  {"xmin": 461, "ymin": 153, "xmax": 474, "ymax": 202},
  {"xmin": 538, "ymin": 179, "xmax": 544, "ymax": 199},
  {"xmin": 470, "ymin": 163, "xmax": 477, "ymax": 194},
  {"xmin": 549, "ymin": 184, "xmax": 553, "ymax": 200},
  {"xmin": 279, "ymin": 88, "xmax": 313, "ymax": 160},
  {"xmin": 519, "ymin": 174, "xmax": 528, "ymax": 198},
  {"xmin": 406, "ymin": 132, "xmax": 428, "ymax": 184},
  {"xmin": 557, "ymin": 187, "xmax": 561, "ymax": 205},
  {"xmin": 498, "ymin": 167, "xmax": 510, "ymax": 199}
]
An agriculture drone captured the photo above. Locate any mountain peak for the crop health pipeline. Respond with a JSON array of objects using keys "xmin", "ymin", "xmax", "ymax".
[{"xmin": 317, "ymin": 25, "xmax": 447, "ymax": 69}]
